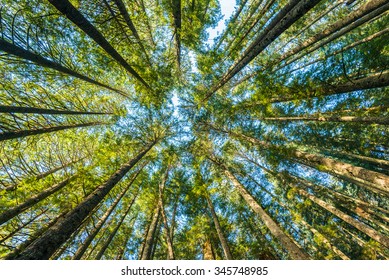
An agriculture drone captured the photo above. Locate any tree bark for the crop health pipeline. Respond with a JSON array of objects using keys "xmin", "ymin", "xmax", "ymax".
[
  {"xmin": 171, "ymin": 0, "xmax": 181, "ymax": 68},
  {"xmin": 259, "ymin": 115, "xmax": 389, "ymax": 125},
  {"xmin": 48, "ymin": 0, "xmax": 150, "ymax": 88},
  {"xmin": 158, "ymin": 168, "xmax": 175, "ymax": 260},
  {"xmin": 285, "ymin": 28, "xmax": 389, "ymax": 75},
  {"xmin": 140, "ymin": 203, "xmax": 161, "ymax": 260},
  {"xmin": 203, "ymin": 238, "xmax": 215, "ymax": 260},
  {"xmin": 0, "ymin": 105, "xmax": 112, "ymax": 115},
  {"xmin": 221, "ymin": 165, "xmax": 310, "ymax": 260},
  {"xmin": 0, "ymin": 39, "xmax": 127, "ymax": 97},
  {"xmin": 0, "ymin": 176, "xmax": 75, "ymax": 225},
  {"xmin": 206, "ymin": 194, "xmax": 233, "ymax": 260},
  {"xmin": 277, "ymin": 2, "xmax": 389, "ymax": 70},
  {"xmin": 11, "ymin": 140, "xmax": 156, "ymax": 259},
  {"xmin": 0, "ymin": 121, "xmax": 106, "ymax": 142},
  {"xmin": 72, "ymin": 167, "xmax": 143, "ymax": 260}
]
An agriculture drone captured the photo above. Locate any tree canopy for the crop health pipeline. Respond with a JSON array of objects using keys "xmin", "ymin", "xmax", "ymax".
[{"xmin": 0, "ymin": 0, "xmax": 388, "ymax": 260}]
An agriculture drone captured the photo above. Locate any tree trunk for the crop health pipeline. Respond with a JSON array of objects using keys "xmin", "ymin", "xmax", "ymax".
[
  {"xmin": 285, "ymin": 28, "xmax": 389, "ymax": 74},
  {"xmin": 288, "ymin": 173, "xmax": 389, "ymax": 219},
  {"xmin": 298, "ymin": 188, "xmax": 389, "ymax": 249},
  {"xmin": 72, "ymin": 167, "xmax": 143, "ymax": 260},
  {"xmin": 111, "ymin": 0, "xmax": 151, "ymax": 64},
  {"xmin": 0, "ymin": 210, "xmax": 47, "ymax": 244},
  {"xmin": 48, "ymin": 0, "xmax": 150, "ymax": 88},
  {"xmin": 116, "ymin": 233, "xmax": 131, "ymax": 260},
  {"xmin": 206, "ymin": 194, "xmax": 233, "ymax": 260},
  {"xmin": 203, "ymin": 238, "xmax": 215, "ymax": 260},
  {"xmin": 158, "ymin": 168, "xmax": 175, "ymax": 260},
  {"xmin": 277, "ymin": 0, "xmax": 388, "ymax": 64},
  {"xmin": 221, "ymin": 165, "xmax": 310, "ymax": 260},
  {"xmin": 11, "ymin": 141, "xmax": 156, "ymax": 259},
  {"xmin": 0, "ymin": 176, "xmax": 75, "ymax": 225},
  {"xmin": 140, "ymin": 204, "xmax": 161, "ymax": 260},
  {"xmin": 95, "ymin": 199, "xmax": 137, "ymax": 260},
  {"xmin": 172, "ymin": 0, "xmax": 182, "ymax": 68},
  {"xmin": 0, "ymin": 105, "xmax": 112, "ymax": 115},
  {"xmin": 205, "ymin": 0, "xmax": 321, "ymax": 101},
  {"xmin": 214, "ymin": 126, "xmax": 389, "ymax": 195},
  {"xmin": 259, "ymin": 115, "xmax": 389, "ymax": 125},
  {"xmin": 277, "ymin": 2, "xmax": 389, "ymax": 70},
  {"xmin": 3, "ymin": 211, "xmax": 67, "ymax": 260},
  {"xmin": 0, "ymin": 39, "xmax": 127, "ymax": 97},
  {"xmin": 0, "ymin": 122, "xmax": 106, "ymax": 142}
]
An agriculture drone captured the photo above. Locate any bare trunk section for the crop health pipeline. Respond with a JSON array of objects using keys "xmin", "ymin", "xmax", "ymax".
[
  {"xmin": 259, "ymin": 115, "xmax": 389, "ymax": 125},
  {"xmin": 0, "ymin": 121, "xmax": 106, "ymax": 142},
  {"xmin": 0, "ymin": 105, "xmax": 112, "ymax": 115},
  {"xmin": 285, "ymin": 28, "xmax": 389, "ymax": 74},
  {"xmin": 48, "ymin": 0, "xmax": 149, "ymax": 88},
  {"xmin": 298, "ymin": 188, "xmax": 389, "ymax": 249},
  {"xmin": 158, "ymin": 168, "xmax": 175, "ymax": 260},
  {"xmin": 0, "ymin": 176, "xmax": 75, "ymax": 225},
  {"xmin": 112, "ymin": 0, "xmax": 151, "ymax": 63},
  {"xmin": 277, "ymin": 2, "xmax": 389, "ymax": 70},
  {"xmin": 172, "ymin": 0, "xmax": 182, "ymax": 68},
  {"xmin": 72, "ymin": 167, "xmax": 144, "ymax": 260},
  {"xmin": 140, "ymin": 204, "xmax": 161, "ymax": 260},
  {"xmin": 220, "ymin": 165, "xmax": 310, "ymax": 260},
  {"xmin": 203, "ymin": 238, "xmax": 215, "ymax": 260},
  {"xmin": 206, "ymin": 194, "xmax": 233, "ymax": 260},
  {"xmin": 11, "ymin": 141, "xmax": 156, "ymax": 259},
  {"xmin": 0, "ymin": 39, "xmax": 127, "ymax": 96}
]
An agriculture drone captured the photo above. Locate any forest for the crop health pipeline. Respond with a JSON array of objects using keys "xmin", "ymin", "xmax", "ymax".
[{"xmin": 0, "ymin": 0, "xmax": 388, "ymax": 260}]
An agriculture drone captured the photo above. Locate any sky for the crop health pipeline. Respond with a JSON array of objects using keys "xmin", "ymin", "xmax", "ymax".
[{"xmin": 208, "ymin": 0, "xmax": 236, "ymax": 43}]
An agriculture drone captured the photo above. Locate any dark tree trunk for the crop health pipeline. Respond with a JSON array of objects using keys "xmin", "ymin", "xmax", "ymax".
[
  {"xmin": 0, "ymin": 105, "xmax": 112, "ymax": 115},
  {"xmin": 206, "ymin": 194, "xmax": 233, "ymax": 260},
  {"xmin": 276, "ymin": 0, "xmax": 389, "ymax": 65},
  {"xmin": 298, "ymin": 188, "xmax": 389, "ymax": 249},
  {"xmin": 72, "ymin": 167, "xmax": 143, "ymax": 259},
  {"xmin": 0, "ymin": 122, "xmax": 106, "ymax": 142},
  {"xmin": 11, "ymin": 141, "xmax": 156, "ymax": 259},
  {"xmin": 0, "ymin": 39, "xmax": 127, "ymax": 96},
  {"xmin": 48, "ymin": 0, "xmax": 149, "ymax": 88},
  {"xmin": 140, "ymin": 204, "xmax": 160, "ymax": 260}
]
